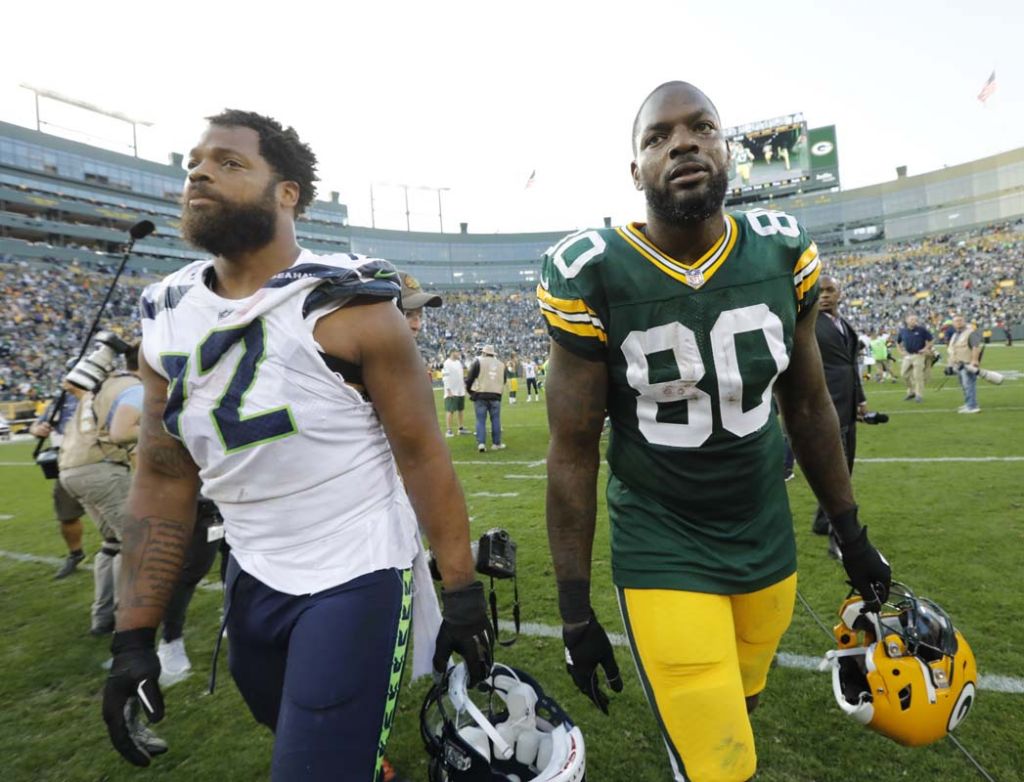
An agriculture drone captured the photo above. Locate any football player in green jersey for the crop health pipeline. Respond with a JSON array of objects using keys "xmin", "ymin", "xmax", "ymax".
[{"xmin": 538, "ymin": 81, "xmax": 891, "ymax": 782}]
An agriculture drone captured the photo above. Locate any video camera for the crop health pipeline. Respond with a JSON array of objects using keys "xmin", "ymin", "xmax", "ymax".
[
  {"xmin": 944, "ymin": 363, "xmax": 1004, "ymax": 385},
  {"xmin": 64, "ymin": 330, "xmax": 131, "ymax": 392},
  {"xmin": 429, "ymin": 528, "xmax": 517, "ymax": 582},
  {"xmin": 430, "ymin": 528, "xmax": 520, "ymax": 646}
]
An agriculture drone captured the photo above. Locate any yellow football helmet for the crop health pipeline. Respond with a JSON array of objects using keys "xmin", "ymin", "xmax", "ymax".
[{"xmin": 824, "ymin": 583, "xmax": 977, "ymax": 747}]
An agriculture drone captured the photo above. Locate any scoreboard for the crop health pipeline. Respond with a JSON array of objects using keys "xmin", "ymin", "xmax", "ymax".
[{"xmin": 723, "ymin": 113, "xmax": 839, "ymax": 205}]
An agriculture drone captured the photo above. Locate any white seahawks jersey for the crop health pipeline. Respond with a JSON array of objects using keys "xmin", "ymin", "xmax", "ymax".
[{"xmin": 140, "ymin": 250, "xmax": 419, "ymax": 595}]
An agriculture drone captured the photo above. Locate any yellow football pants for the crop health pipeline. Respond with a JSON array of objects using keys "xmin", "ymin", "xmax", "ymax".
[{"xmin": 619, "ymin": 573, "xmax": 797, "ymax": 782}]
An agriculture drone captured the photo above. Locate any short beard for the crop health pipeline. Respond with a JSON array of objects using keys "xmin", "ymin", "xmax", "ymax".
[
  {"xmin": 181, "ymin": 181, "xmax": 278, "ymax": 258},
  {"xmin": 645, "ymin": 167, "xmax": 730, "ymax": 226}
]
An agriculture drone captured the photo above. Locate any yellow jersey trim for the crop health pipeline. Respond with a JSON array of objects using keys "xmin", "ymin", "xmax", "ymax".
[
  {"xmin": 616, "ymin": 215, "xmax": 738, "ymax": 288},
  {"xmin": 793, "ymin": 242, "xmax": 821, "ymax": 304},
  {"xmin": 536, "ymin": 284, "xmax": 595, "ymax": 316},
  {"xmin": 541, "ymin": 309, "xmax": 608, "ymax": 344}
]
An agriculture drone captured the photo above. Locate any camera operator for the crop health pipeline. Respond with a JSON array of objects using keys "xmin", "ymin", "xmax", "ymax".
[
  {"xmin": 29, "ymin": 391, "xmax": 88, "ymax": 579},
  {"xmin": 57, "ymin": 333, "xmax": 142, "ymax": 636},
  {"xmin": 946, "ymin": 314, "xmax": 983, "ymax": 414}
]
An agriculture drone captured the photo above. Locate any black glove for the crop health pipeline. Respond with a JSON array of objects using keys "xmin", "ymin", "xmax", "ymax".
[
  {"xmin": 563, "ymin": 614, "xmax": 623, "ymax": 714},
  {"xmin": 433, "ymin": 581, "xmax": 494, "ymax": 686},
  {"xmin": 102, "ymin": 628, "xmax": 165, "ymax": 767},
  {"xmin": 837, "ymin": 525, "xmax": 891, "ymax": 612}
]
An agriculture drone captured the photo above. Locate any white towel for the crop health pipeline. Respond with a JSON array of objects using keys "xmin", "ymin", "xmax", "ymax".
[{"xmin": 410, "ymin": 538, "xmax": 443, "ymax": 680}]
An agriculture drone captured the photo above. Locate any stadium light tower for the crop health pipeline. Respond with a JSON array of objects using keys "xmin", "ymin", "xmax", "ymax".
[
  {"xmin": 19, "ymin": 83, "xmax": 154, "ymax": 158},
  {"xmin": 369, "ymin": 182, "xmax": 451, "ymax": 232}
]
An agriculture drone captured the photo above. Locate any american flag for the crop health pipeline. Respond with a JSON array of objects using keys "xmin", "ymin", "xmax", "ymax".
[
  {"xmin": 977, "ymin": 71, "xmax": 997, "ymax": 104},
  {"xmin": 524, "ymin": 169, "xmax": 536, "ymax": 189}
]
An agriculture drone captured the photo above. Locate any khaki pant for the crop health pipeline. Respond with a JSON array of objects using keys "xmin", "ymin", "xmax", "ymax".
[
  {"xmin": 901, "ymin": 353, "xmax": 927, "ymax": 398},
  {"xmin": 60, "ymin": 461, "xmax": 132, "ymax": 630}
]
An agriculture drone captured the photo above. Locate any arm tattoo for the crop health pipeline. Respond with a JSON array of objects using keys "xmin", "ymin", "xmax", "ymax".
[
  {"xmin": 137, "ymin": 386, "xmax": 195, "ymax": 479},
  {"xmin": 121, "ymin": 516, "xmax": 190, "ymax": 610}
]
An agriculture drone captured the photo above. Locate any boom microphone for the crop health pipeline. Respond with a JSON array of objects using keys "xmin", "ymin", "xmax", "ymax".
[
  {"xmin": 33, "ymin": 217, "xmax": 155, "ymax": 466},
  {"xmin": 130, "ymin": 220, "xmax": 156, "ymax": 241}
]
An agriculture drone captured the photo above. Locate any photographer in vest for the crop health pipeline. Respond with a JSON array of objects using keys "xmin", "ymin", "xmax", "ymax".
[
  {"xmin": 466, "ymin": 344, "xmax": 506, "ymax": 452},
  {"xmin": 946, "ymin": 314, "xmax": 983, "ymax": 414},
  {"xmin": 58, "ymin": 332, "xmax": 143, "ymax": 636}
]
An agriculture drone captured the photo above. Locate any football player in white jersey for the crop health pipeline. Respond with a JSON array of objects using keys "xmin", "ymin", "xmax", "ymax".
[{"xmin": 102, "ymin": 110, "xmax": 492, "ymax": 782}]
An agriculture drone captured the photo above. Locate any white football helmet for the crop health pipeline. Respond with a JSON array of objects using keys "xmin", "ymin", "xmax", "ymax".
[{"xmin": 421, "ymin": 662, "xmax": 586, "ymax": 782}]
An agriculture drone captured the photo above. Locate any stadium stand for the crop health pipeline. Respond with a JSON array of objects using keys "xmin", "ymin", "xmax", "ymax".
[{"xmin": 1, "ymin": 119, "xmax": 1022, "ymax": 403}]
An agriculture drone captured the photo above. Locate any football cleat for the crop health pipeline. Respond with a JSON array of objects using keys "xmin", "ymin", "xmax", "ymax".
[{"xmin": 823, "ymin": 583, "xmax": 977, "ymax": 747}]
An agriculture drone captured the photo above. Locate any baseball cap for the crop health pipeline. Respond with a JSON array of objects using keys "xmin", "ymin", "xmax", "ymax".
[
  {"xmin": 399, "ymin": 272, "xmax": 442, "ymax": 311},
  {"xmin": 481, "ymin": 344, "xmax": 496, "ymax": 356}
]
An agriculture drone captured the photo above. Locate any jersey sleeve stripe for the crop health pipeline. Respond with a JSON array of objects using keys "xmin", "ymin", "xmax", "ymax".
[
  {"xmin": 536, "ymin": 284, "xmax": 596, "ymax": 316},
  {"xmin": 793, "ymin": 254, "xmax": 820, "ymax": 288},
  {"xmin": 539, "ymin": 300, "xmax": 605, "ymax": 330},
  {"xmin": 794, "ymin": 260, "xmax": 821, "ymax": 301},
  {"xmin": 541, "ymin": 309, "xmax": 608, "ymax": 344},
  {"xmin": 793, "ymin": 242, "xmax": 819, "ymax": 275}
]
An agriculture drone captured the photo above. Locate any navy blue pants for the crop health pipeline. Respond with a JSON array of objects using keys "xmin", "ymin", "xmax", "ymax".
[{"xmin": 225, "ymin": 559, "xmax": 412, "ymax": 781}]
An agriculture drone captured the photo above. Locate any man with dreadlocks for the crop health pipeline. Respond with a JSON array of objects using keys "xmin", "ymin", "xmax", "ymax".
[{"xmin": 102, "ymin": 110, "xmax": 492, "ymax": 781}]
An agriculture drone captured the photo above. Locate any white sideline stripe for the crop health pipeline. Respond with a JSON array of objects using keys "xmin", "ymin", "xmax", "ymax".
[
  {"xmin": 0, "ymin": 462, "xmax": 35, "ymax": 466},
  {"xmin": 505, "ymin": 474, "xmax": 548, "ymax": 480},
  {"xmin": 470, "ymin": 492, "xmax": 520, "ymax": 498},
  {"xmin": 2, "ymin": 550, "xmax": 1022, "ymax": 694},
  {"xmin": 0, "ymin": 514, "xmax": 13, "ymax": 520}
]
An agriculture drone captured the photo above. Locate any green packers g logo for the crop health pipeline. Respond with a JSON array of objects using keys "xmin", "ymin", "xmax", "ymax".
[{"xmin": 811, "ymin": 141, "xmax": 834, "ymax": 157}]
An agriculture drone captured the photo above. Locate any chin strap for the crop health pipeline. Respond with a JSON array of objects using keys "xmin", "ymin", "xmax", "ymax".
[
  {"xmin": 797, "ymin": 589, "xmax": 995, "ymax": 782},
  {"xmin": 946, "ymin": 735, "xmax": 997, "ymax": 782}
]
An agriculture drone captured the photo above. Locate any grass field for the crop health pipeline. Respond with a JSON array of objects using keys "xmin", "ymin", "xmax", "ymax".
[{"xmin": 1, "ymin": 346, "xmax": 1022, "ymax": 782}]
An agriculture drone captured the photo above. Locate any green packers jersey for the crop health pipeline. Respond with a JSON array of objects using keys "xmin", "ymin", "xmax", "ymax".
[{"xmin": 538, "ymin": 209, "xmax": 821, "ymax": 593}]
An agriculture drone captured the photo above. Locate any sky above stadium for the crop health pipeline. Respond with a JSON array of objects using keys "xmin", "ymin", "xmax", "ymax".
[{"xmin": 1, "ymin": 0, "xmax": 1021, "ymax": 235}]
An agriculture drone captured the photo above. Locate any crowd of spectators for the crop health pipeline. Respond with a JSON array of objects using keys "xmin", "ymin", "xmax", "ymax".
[
  {"xmin": 2, "ymin": 219, "xmax": 1020, "ymax": 402},
  {"xmin": 828, "ymin": 220, "xmax": 1022, "ymax": 340},
  {"xmin": 417, "ymin": 287, "xmax": 550, "ymax": 371},
  {"xmin": 0, "ymin": 257, "xmax": 146, "ymax": 400}
]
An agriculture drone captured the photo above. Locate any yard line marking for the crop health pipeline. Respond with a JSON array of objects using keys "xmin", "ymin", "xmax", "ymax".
[
  {"xmin": 0, "ymin": 549, "xmax": 222, "ymax": 591},
  {"xmin": 2, "ymin": 549, "xmax": 94, "ymax": 573},
  {"xmin": 504, "ymin": 474, "xmax": 547, "ymax": 480},
  {"xmin": 0, "ymin": 514, "xmax": 13, "ymax": 520},
  {"xmin": 527, "ymin": 459, "xmax": 547, "ymax": 468},
  {"xmin": 0, "ymin": 462, "xmax": 35, "ymax": 466},
  {"xmin": 469, "ymin": 492, "xmax": 520, "ymax": 498},
  {"xmin": 885, "ymin": 406, "xmax": 1024, "ymax": 414},
  {"xmin": 857, "ymin": 457, "xmax": 1024, "ymax": 463},
  {"xmin": 452, "ymin": 460, "xmax": 544, "ymax": 466},
  {"xmin": 512, "ymin": 623, "xmax": 1023, "ymax": 694},
  {"xmin": 2, "ymin": 550, "xmax": 1022, "ymax": 693}
]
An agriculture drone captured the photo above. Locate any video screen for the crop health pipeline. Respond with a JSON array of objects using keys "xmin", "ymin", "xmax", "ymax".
[{"xmin": 725, "ymin": 119, "xmax": 810, "ymax": 198}]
